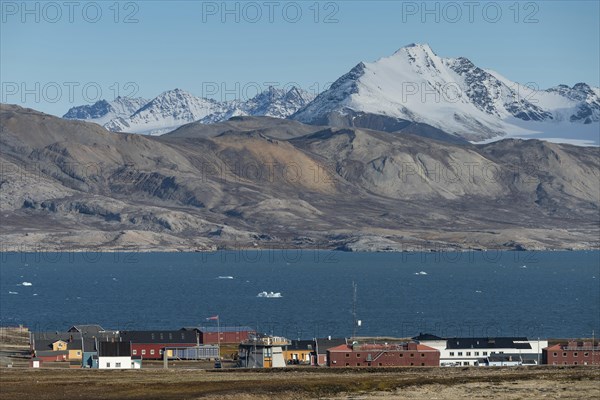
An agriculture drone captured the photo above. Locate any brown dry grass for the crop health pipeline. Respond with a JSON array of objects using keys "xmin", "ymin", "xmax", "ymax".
[{"xmin": 1, "ymin": 366, "xmax": 598, "ymax": 400}]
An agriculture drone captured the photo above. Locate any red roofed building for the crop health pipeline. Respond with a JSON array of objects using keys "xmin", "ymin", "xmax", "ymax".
[
  {"xmin": 327, "ymin": 342, "xmax": 440, "ymax": 367},
  {"xmin": 543, "ymin": 341, "xmax": 600, "ymax": 366}
]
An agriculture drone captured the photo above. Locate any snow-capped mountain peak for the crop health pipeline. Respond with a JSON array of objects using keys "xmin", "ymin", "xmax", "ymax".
[
  {"xmin": 291, "ymin": 43, "xmax": 600, "ymax": 144},
  {"xmin": 63, "ymin": 96, "xmax": 147, "ymax": 126},
  {"xmin": 82, "ymin": 86, "xmax": 315, "ymax": 135}
]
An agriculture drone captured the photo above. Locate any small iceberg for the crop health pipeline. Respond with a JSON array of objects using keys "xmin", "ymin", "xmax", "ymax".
[
  {"xmin": 521, "ymin": 265, "xmax": 527, "ymax": 268},
  {"xmin": 21, "ymin": 282, "xmax": 33, "ymax": 286},
  {"xmin": 475, "ymin": 290, "xmax": 483, "ymax": 293},
  {"xmin": 8, "ymin": 291, "xmax": 18, "ymax": 295},
  {"xmin": 414, "ymin": 271, "xmax": 428, "ymax": 275},
  {"xmin": 217, "ymin": 276, "xmax": 234, "ymax": 279},
  {"xmin": 257, "ymin": 291, "xmax": 282, "ymax": 298}
]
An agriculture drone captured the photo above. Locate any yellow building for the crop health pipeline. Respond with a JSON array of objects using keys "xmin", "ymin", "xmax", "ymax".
[
  {"xmin": 283, "ymin": 340, "xmax": 314, "ymax": 365},
  {"xmin": 52, "ymin": 340, "xmax": 68, "ymax": 351},
  {"xmin": 51, "ymin": 339, "xmax": 83, "ymax": 360},
  {"xmin": 68, "ymin": 348, "xmax": 83, "ymax": 361}
]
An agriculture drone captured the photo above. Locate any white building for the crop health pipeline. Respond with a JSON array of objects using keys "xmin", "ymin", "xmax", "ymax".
[
  {"xmin": 413, "ymin": 334, "xmax": 547, "ymax": 366},
  {"xmin": 238, "ymin": 334, "xmax": 290, "ymax": 368},
  {"xmin": 98, "ymin": 355, "xmax": 141, "ymax": 369},
  {"xmin": 95, "ymin": 341, "xmax": 142, "ymax": 369}
]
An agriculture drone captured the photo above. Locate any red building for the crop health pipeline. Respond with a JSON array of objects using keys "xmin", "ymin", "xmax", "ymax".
[
  {"xmin": 119, "ymin": 331, "xmax": 198, "ymax": 360},
  {"xmin": 314, "ymin": 337, "xmax": 347, "ymax": 366},
  {"xmin": 182, "ymin": 326, "xmax": 256, "ymax": 345},
  {"xmin": 543, "ymin": 341, "xmax": 600, "ymax": 366},
  {"xmin": 327, "ymin": 342, "xmax": 440, "ymax": 367}
]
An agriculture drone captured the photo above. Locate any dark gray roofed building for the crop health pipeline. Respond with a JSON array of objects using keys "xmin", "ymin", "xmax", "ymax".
[
  {"xmin": 119, "ymin": 330, "xmax": 198, "ymax": 344},
  {"xmin": 446, "ymin": 337, "xmax": 532, "ymax": 350}
]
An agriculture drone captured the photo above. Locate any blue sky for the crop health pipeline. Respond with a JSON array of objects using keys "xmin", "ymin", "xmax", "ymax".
[{"xmin": 1, "ymin": 0, "xmax": 599, "ymax": 116}]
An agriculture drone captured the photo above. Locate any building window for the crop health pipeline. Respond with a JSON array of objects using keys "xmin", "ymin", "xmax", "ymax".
[
  {"xmin": 458, "ymin": 352, "xmax": 463, "ymax": 356},
  {"xmin": 573, "ymin": 352, "xmax": 578, "ymax": 357},
  {"xmin": 584, "ymin": 352, "xmax": 589, "ymax": 357},
  {"xmin": 346, "ymin": 363, "xmax": 349, "ymax": 366},
  {"xmin": 133, "ymin": 350, "xmax": 137, "ymax": 355},
  {"xmin": 399, "ymin": 354, "xmax": 403, "ymax": 357},
  {"xmin": 142, "ymin": 350, "xmax": 146, "ymax": 355},
  {"xmin": 475, "ymin": 352, "xmax": 479, "ymax": 356},
  {"xmin": 466, "ymin": 352, "xmax": 471, "ymax": 356},
  {"xmin": 410, "ymin": 362, "xmax": 414, "ymax": 366},
  {"xmin": 159, "ymin": 350, "xmax": 163, "ymax": 355},
  {"xmin": 345, "ymin": 353, "xmax": 350, "ymax": 358},
  {"xmin": 116, "ymin": 362, "xmax": 121, "ymax": 368},
  {"xmin": 421, "ymin": 353, "xmax": 425, "ymax": 357},
  {"xmin": 449, "ymin": 352, "xmax": 454, "ymax": 356},
  {"xmin": 574, "ymin": 362, "xmax": 578, "ymax": 365},
  {"xmin": 553, "ymin": 353, "xmax": 558, "ymax": 357},
  {"xmin": 150, "ymin": 349, "xmax": 155, "ymax": 355},
  {"xmin": 421, "ymin": 363, "xmax": 425, "ymax": 366},
  {"xmin": 77, "ymin": 351, "xmax": 81, "ymax": 356},
  {"xmin": 463, "ymin": 362, "xmax": 469, "ymax": 366},
  {"xmin": 356, "ymin": 363, "xmax": 361, "ymax": 366},
  {"xmin": 410, "ymin": 353, "xmax": 414, "ymax": 358},
  {"xmin": 356, "ymin": 354, "xmax": 361, "ymax": 358},
  {"xmin": 107, "ymin": 362, "xmax": 111, "ymax": 368},
  {"xmin": 563, "ymin": 353, "xmax": 567, "ymax": 357},
  {"xmin": 378, "ymin": 363, "xmax": 382, "ymax": 366},
  {"xmin": 483, "ymin": 352, "xmax": 487, "ymax": 356}
]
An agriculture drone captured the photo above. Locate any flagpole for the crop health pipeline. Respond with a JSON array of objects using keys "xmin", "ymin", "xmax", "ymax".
[{"xmin": 217, "ymin": 315, "xmax": 221, "ymax": 359}]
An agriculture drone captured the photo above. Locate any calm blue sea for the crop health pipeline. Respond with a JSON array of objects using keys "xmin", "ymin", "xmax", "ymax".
[{"xmin": 1, "ymin": 250, "xmax": 598, "ymax": 339}]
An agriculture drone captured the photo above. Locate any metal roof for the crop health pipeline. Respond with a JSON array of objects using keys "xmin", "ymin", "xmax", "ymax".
[
  {"xmin": 119, "ymin": 330, "xmax": 197, "ymax": 344},
  {"xmin": 315, "ymin": 338, "xmax": 347, "ymax": 354},
  {"xmin": 99, "ymin": 341, "xmax": 131, "ymax": 357},
  {"xmin": 446, "ymin": 337, "xmax": 532, "ymax": 350},
  {"xmin": 183, "ymin": 326, "xmax": 255, "ymax": 333}
]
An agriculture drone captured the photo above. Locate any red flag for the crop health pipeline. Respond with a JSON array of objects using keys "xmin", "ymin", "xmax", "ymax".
[{"xmin": 206, "ymin": 315, "xmax": 219, "ymax": 320}]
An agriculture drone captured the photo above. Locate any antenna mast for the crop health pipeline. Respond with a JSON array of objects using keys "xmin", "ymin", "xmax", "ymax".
[{"xmin": 352, "ymin": 282, "xmax": 358, "ymax": 339}]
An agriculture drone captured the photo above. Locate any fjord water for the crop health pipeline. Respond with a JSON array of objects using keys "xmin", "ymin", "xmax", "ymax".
[{"xmin": 1, "ymin": 251, "xmax": 598, "ymax": 339}]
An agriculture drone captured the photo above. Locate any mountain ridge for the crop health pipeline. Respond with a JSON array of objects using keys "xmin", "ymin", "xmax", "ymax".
[{"xmin": 4, "ymin": 103, "xmax": 599, "ymax": 252}]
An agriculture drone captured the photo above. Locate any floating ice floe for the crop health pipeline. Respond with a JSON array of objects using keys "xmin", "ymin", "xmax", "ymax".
[
  {"xmin": 8, "ymin": 291, "xmax": 18, "ymax": 295},
  {"xmin": 217, "ymin": 276, "xmax": 234, "ymax": 279},
  {"xmin": 21, "ymin": 282, "xmax": 33, "ymax": 286},
  {"xmin": 521, "ymin": 265, "xmax": 527, "ymax": 268},
  {"xmin": 414, "ymin": 271, "xmax": 428, "ymax": 275},
  {"xmin": 475, "ymin": 290, "xmax": 483, "ymax": 293},
  {"xmin": 257, "ymin": 291, "xmax": 282, "ymax": 298}
]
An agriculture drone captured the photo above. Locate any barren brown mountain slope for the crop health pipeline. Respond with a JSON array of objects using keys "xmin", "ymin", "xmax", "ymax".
[{"xmin": 1, "ymin": 104, "xmax": 598, "ymax": 251}]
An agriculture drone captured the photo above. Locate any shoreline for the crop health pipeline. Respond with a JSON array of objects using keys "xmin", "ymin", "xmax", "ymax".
[{"xmin": 1, "ymin": 247, "xmax": 599, "ymax": 254}]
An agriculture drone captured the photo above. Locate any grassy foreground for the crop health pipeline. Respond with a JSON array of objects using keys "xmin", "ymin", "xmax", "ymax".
[{"xmin": 1, "ymin": 366, "xmax": 599, "ymax": 400}]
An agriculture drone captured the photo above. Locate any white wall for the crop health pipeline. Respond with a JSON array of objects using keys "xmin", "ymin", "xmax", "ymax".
[
  {"xmin": 271, "ymin": 346, "xmax": 286, "ymax": 368},
  {"xmin": 98, "ymin": 356, "xmax": 135, "ymax": 369},
  {"xmin": 420, "ymin": 340, "xmax": 548, "ymax": 366}
]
